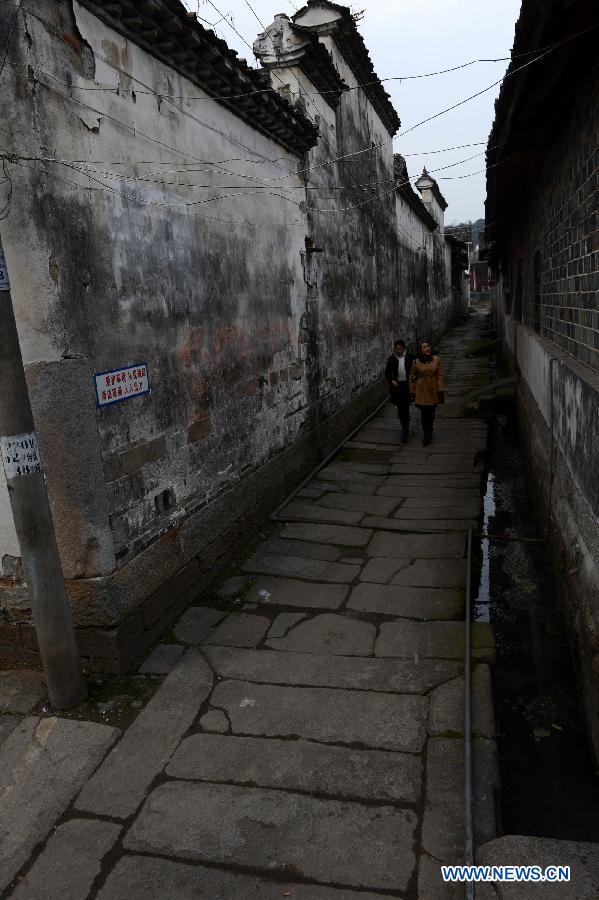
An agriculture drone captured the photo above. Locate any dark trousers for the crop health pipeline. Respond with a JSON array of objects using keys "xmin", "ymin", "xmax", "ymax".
[
  {"xmin": 418, "ymin": 404, "xmax": 437, "ymax": 438},
  {"xmin": 393, "ymin": 384, "xmax": 410, "ymax": 435}
]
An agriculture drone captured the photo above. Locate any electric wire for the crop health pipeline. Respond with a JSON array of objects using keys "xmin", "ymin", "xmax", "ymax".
[
  {"xmin": 11, "ymin": 5, "xmax": 593, "ymax": 185},
  {"xmin": 232, "ymin": 0, "xmax": 436, "ymax": 250},
  {"xmin": 0, "ymin": 59, "xmax": 538, "ymax": 231},
  {"xmin": 3, "ymin": 10, "xmax": 595, "ymax": 106},
  {"xmin": 204, "ymin": 0, "xmax": 420, "ymax": 247},
  {"xmin": 0, "ymin": 138, "xmax": 498, "ymax": 168},
  {"xmin": 1, "ymin": 2, "xmax": 591, "ymax": 242},
  {"xmin": 20, "ymin": 145, "xmax": 484, "ymax": 192}
]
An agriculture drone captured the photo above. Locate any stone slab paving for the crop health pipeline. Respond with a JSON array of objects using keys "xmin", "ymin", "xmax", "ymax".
[
  {"xmin": 348, "ymin": 582, "xmax": 463, "ymax": 619},
  {"xmin": 259, "ymin": 536, "xmax": 341, "ymax": 560},
  {"xmin": 167, "ymin": 732, "xmax": 422, "ymax": 803},
  {"xmin": 390, "ymin": 461, "xmax": 484, "ymax": 475},
  {"xmin": 75, "ymin": 649, "xmax": 213, "ymax": 819},
  {"xmin": 268, "ymin": 611, "xmax": 307, "ymax": 637},
  {"xmin": 428, "ymin": 664, "xmax": 496, "ymax": 739},
  {"xmin": 279, "ymin": 500, "xmax": 364, "ymax": 524},
  {"xmin": 422, "ymin": 737, "xmax": 499, "ymax": 863},
  {"xmin": 216, "ymin": 574, "xmax": 250, "ymax": 599},
  {"xmin": 280, "ymin": 521, "xmax": 373, "ymax": 545},
  {"xmin": 172, "ymin": 605, "xmax": 225, "ymax": 644},
  {"xmin": 97, "ymin": 856, "xmax": 397, "ymax": 900},
  {"xmin": 385, "ymin": 473, "xmax": 481, "ymax": 486},
  {"xmin": 315, "ymin": 468, "xmax": 386, "ymax": 487},
  {"xmin": 418, "ymin": 852, "xmax": 465, "ymax": 899},
  {"xmin": 204, "ymin": 645, "xmax": 462, "ymax": 693},
  {"xmin": 265, "ymin": 612, "xmax": 376, "ymax": 655},
  {"xmin": 0, "ymin": 713, "xmax": 19, "ymax": 746},
  {"xmin": 402, "ymin": 494, "xmax": 481, "ymax": 508},
  {"xmin": 8, "ymin": 819, "xmax": 121, "ymax": 900},
  {"xmin": 477, "ymin": 835, "xmax": 599, "ymax": 899},
  {"xmin": 203, "ymin": 612, "xmax": 270, "ymax": 647},
  {"xmin": 376, "ymin": 620, "xmax": 496, "ymax": 663},
  {"xmin": 394, "ymin": 503, "xmax": 480, "ymax": 519},
  {"xmin": 376, "ymin": 483, "xmax": 481, "ymax": 498},
  {"xmin": 209, "ymin": 679, "xmax": 427, "ymax": 751},
  {"xmin": 316, "ymin": 492, "xmax": 400, "ymax": 515},
  {"xmin": 0, "ymin": 716, "xmax": 118, "ymax": 893},
  {"xmin": 362, "ymin": 515, "xmax": 478, "ymax": 532},
  {"xmin": 243, "ymin": 575, "xmax": 348, "ymax": 608},
  {"xmin": 242, "ymin": 551, "xmax": 360, "ymax": 582},
  {"xmin": 360, "ymin": 556, "xmax": 466, "ymax": 586},
  {"xmin": 198, "ymin": 708, "xmax": 229, "ymax": 732},
  {"xmin": 5, "ymin": 311, "xmax": 507, "ymax": 897},
  {"xmin": 124, "ymin": 781, "xmax": 417, "ymax": 892},
  {"xmin": 392, "ymin": 558, "xmax": 467, "ymax": 587},
  {"xmin": 368, "ymin": 531, "xmax": 465, "ymax": 558}
]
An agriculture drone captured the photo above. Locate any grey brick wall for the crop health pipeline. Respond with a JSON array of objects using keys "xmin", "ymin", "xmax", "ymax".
[{"xmin": 507, "ymin": 74, "xmax": 599, "ymax": 370}]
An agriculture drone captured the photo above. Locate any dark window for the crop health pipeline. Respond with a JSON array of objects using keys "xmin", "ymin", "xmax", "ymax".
[
  {"xmin": 533, "ymin": 250, "xmax": 541, "ymax": 333},
  {"xmin": 513, "ymin": 258, "xmax": 523, "ymax": 322}
]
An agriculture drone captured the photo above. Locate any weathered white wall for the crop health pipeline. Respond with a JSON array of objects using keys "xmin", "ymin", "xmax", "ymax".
[{"xmin": 0, "ymin": 1, "xmax": 459, "ymax": 618}]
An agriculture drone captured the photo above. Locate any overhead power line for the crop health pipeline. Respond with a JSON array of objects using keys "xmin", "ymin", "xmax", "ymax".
[
  {"xmin": 10, "ymin": 5, "xmax": 596, "ymax": 188},
  {"xmin": 3, "ymin": 46, "xmax": 543, "ymax": 211},
  {"xmin": 2, "ymin": 1, "xmax": 594, "ymax": 244},
  {"xmin": 4, "ymin": 9, "xmax": 594, "ymax": 107}
]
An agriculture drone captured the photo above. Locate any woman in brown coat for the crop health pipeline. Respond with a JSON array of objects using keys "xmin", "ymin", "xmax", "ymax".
[{"xmin": 409, "ymin": 340, "xmax": 444, "ymax": 445}]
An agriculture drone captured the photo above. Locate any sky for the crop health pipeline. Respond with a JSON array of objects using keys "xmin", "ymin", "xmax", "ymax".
[{"xmin": 183, "ymin": 0, "xmax": 523, "ymax": 223}]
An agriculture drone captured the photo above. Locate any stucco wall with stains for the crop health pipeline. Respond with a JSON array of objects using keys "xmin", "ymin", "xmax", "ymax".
[{"xmin": 0, "ymin": 0, "xmax": 460, "ymax": 667}]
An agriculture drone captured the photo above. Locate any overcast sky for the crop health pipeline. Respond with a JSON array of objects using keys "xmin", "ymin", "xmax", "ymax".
[{"xmin": 183, "ymin": 0, "xmax": 522, "ymax": 223}]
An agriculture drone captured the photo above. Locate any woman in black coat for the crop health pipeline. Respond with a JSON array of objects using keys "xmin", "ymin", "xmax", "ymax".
[{"xmin": 385, "ymin": 338, "xmax": 415, "ymax": 443}]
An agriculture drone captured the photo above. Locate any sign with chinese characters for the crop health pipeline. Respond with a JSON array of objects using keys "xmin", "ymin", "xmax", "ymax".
[
  {"xmin": 1, "ymin": 432, "xmax": 42, "ymax": 479},
  {"xmin": 94, "ymin": 363, "xmax": 150, "ymax": 407},
  {"xmin": 0, "ymin": 250, "xmax": 10, "ymax": 291}
]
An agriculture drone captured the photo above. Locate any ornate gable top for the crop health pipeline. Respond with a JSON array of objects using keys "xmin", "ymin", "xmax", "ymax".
[
  {"xmin": 292, "ymin": 1, "xmax": 400, "ymax": 136},
  {"xmin": 76, "ymin": 0, "xmax": 319, "ymax": 156}
]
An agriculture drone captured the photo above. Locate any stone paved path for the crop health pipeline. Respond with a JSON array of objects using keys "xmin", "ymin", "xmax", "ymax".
[{"xmin": 2, "ymin": 310, "xmax": 502, "ymax": 899}]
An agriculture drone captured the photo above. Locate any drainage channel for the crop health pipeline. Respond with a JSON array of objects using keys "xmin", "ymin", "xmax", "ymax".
[{"xmin": 474, "ymin": 405, "xmax": 599, "ymax": 840}]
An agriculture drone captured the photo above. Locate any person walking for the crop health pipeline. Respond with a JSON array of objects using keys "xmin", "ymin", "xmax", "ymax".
[
  {"xmin": 409, "ymin": 339, "xmax": 444, "ymax": 445},
  {"xmin": 385, "ymin": 339, "xmax": 414, "ymax": 443}
]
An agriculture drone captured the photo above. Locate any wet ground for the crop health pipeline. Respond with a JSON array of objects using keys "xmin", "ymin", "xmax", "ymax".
[{"xmin": 476, "ymin": 405, "xmax": 599, "ymax": 841}]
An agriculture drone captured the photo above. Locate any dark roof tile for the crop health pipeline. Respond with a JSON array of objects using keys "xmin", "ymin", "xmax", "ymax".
[{"xmin": 76, "ymin": 0, "xmax": 319, "ymax": 156}]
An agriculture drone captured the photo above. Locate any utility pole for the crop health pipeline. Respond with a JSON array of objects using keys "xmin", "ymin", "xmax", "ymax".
[{"xmin": 0, "ymin": 238, "xmax": 87, "ymax": 709}]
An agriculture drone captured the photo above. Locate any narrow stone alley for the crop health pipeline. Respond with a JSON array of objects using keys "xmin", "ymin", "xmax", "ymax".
[
  {"xmin": 1, "ymin": 0, "xmax": 598, "ymax": 894},
  {"xmin": 2, "ymin": 309, "xmax": 503, "ymax": 899}
]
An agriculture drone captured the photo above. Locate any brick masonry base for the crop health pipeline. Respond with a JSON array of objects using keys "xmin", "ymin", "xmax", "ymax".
[{"xmin": 0, "ymin": 379, "xmax": 387, "ymax": 673}]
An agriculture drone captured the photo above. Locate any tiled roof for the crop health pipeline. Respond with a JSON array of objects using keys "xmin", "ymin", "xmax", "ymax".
[
  {"xmin": 76, "ymin": 0, "xmax": 319, "ymax": 156},
  {"xmin": 417, "ymin": 168, "xmax": 448, "ymax": 212},
  {"xmin": 294, "ymin": 30, "xmax": 348, "ymax": 109},
  {"xmin": 254, "ymin": 14, "xmax": 347, "ymax": 110},
  {"xmin": 293, "ymin": 1, "xmax": 400, "ymax": 136},
  {"xmin": 394, "ymin": 155, "xmax": 437, "ymax": 231},
  {"xmin": 485, "ymin": 0, "xmax": 598, "ymax": 245}
]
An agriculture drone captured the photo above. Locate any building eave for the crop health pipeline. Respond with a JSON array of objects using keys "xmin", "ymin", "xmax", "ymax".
[
  {"xmin": 485, "ymin": 0, "xmax": 599, "ymax": 251},
  {"xmin": 293, "ymin": 1, "xmax": 400, "ymax": 136},
  {"xmin": 258, "ymin": 20, "xmax": 348, "ymax": 110},
  {"xmin": 394, "ymin": 155, "xmax": 438, "ymax": 231},
  {"xmin": 76, "ymin": 0, "xmax": 319, "ymax": 157}
]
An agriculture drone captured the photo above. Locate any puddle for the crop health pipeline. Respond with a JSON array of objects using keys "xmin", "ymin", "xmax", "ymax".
[{"xmin": 475, "ymin": 407, "xmax": 599, "ymax": 840}]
